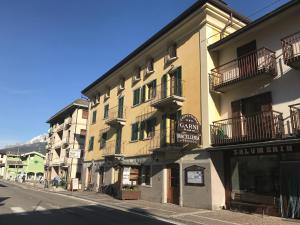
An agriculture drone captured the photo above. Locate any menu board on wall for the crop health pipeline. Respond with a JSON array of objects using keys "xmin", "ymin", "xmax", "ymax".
[{"xmin": 185, "ymin": 165, "xmax": 205, "ymax": 186}]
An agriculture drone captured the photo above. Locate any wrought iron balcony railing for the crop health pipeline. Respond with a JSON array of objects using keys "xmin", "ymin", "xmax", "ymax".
[
  {"xmin": 148, "ymin": 128, "xmax": 182, "ymax": 151},
  {"xmin": 151, "ymin": 79, "xmax": 185, "ymax": 111},
  {"xmin": 105, "ymin": 106, "xmax": 126, "ymax": 127},
  {"xmin": 101, "ymin": 140, "xmax": 125, "ymax": 157},
  {"xmin": 281, "ymin": 31, "xmax": 300, "ymax": 69},
  {"xmin": 210, "ymin": 110, "xmax": 284, "ymax": 146},
  {"xmin": 210, "ymin": 48, "xmax": 276, "ymax": 92},
  {"xmin": 290, "ymin": 103, "xmax": 300, "ymax": 136}
]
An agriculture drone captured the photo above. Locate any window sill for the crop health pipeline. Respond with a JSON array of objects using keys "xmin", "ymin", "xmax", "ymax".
[
  {"xmin": 129, "ymin": 140, "xmax": 138, "ymax": 143},
  {"xmin": 131, "ymin": 103, "xmax": 141, "ymax": 108}
]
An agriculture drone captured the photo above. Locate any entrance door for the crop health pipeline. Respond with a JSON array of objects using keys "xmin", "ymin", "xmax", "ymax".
[
  {"xmin": 237, "ymin": 40, "xmax": 257, "ymax": 78},
  {"xmin": 167, "ymin": 164, "xmax": 180, "ymax": 205},
  {"xmin": 280, "ymin": 161, "xmax": 300, "ymax": 219}
]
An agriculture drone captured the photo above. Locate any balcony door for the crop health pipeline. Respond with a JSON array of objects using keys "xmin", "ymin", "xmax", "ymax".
[
  {"xmin": 161, "ymin": 111, "xmax": 181, "ymax": 146},
  {"xmin": 115, "ymin": 128, "xmax": 122, "ymax": 154},
  {"xmin": 231, "ymin": 92, "xmax": 272, "ymax": 141},
  {"xmin": 118, "ymin": 96, "xmax": 124, "ymax": 119},
  {"xmin": 237, "ymin": 40, "xmax": 257, "ymax": 78},
  {"xmin": 242, "ymin": 92, "xmax": 273, "ymax": 140},
  {"xmin": 170, "ymin": 67, "xmax": 182, "ymax": 96}
]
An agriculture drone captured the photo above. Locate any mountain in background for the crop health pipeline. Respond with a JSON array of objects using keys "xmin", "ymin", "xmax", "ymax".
[{"xmin": 0, "ymin": 133, "xmax": 48, "ymax": 155}]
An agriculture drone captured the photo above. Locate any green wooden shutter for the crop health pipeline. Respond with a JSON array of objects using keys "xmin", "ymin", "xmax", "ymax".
[
  {"xmin": 161, "ymin": 75, "xmax": 167, "ymax": 99},
  {"xmin": 152, "ymin": 80, "xmax": 157, "ymax": 98},
  {"xmin": 141, "ymin": 85, "xmax": 146, "ymax": 103},
  {"xmin": 140, "ymin": 121, "xmax": 145, "ymax": 140}
]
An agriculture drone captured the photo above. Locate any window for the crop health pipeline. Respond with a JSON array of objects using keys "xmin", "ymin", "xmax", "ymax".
[
  {"xmin": 165, "ymin": 44, "xmax": 177, "ymax": 64},
  {"xmin": 91, "ymin": 110, "xmax": 97, "ymax": 124},
  {"xmin": 105, "ymin": 88, "xmax": 110, "ymax": 99},
  {"xmin": 88, "ymin": 136, "xmax": 94, "ymax": 151},
  {"xmin": 168, "ymin": 44, "xmax": 177, "ymax": 59},
  {"xmin": 131, "ymin": 123, "xmax": 139, "ymax": 141},
  {"xmin": 140, "ymin": 165, "xmax": 151, "ymax": 186},
  {"xmin": 100, "ymin": 132, "xmax": 107, "ymax": 149},
  {"xmin": 140, "ymin": 118, "xmax": 156, "ymax": 140},
  {"xmin": 104, "ymin": 104, "xmax": 109, "ymax": 119},
  {"xmin": 119, "ymin": 78, "xmax": 125, "ymax": 91},
  {"xmin": 146, "ymin": 118, "xmax": 156, "ymax": 138},
  {"xmin": 133, "ymin": 88, "xmax": 141, "ymax": 106},
  {"xmin": 82, "ymin": 109, "xmax": 88, "ymax": 119},
  {"xmin": 133, "ymin": 67, "xmax": 141, "ymax": 82},
  {"xmin": 146, "ymin": 59, "xmax": 154, "ymax": 74},
  {"xmin": 147, "ymin": 80, "xmax": 157, "ymax": 100}
]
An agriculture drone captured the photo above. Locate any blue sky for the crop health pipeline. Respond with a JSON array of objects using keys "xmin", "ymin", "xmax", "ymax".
[{"xmin": 0, "ymin": 0, "xmax": 290, "ymax": 147}]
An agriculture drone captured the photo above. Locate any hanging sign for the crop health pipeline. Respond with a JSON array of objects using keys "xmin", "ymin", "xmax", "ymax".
[
  {"xmin": 176, "ymin": 114, "xmax": 201, "ymax": 144},
  {"xmin": 69, "ymin": 149, "xmax": 81, "ymax": 159}
]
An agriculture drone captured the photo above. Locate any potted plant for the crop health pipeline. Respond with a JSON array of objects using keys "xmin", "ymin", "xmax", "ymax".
[{"xmin": 118, "ymin": 185, "xmax": 141, "ymax": 200}]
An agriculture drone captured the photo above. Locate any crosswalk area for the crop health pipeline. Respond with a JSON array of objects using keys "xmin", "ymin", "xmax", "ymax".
[{"xmin": 8, "ymin": 204, "xmax": 111, "ymax": 216}]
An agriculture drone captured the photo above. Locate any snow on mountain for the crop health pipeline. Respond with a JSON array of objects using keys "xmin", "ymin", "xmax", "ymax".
[{"xmin": 26, "ymin": 134, "xmax": 47, "ymax": 144}]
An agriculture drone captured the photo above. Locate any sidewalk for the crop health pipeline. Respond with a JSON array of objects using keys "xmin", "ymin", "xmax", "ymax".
[{"xmin": 5, "ymin": 180, "xmax": 299, "ymax": 225}]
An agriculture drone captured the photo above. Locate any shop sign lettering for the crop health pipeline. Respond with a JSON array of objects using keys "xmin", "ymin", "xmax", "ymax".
[
  {"xmin": 177, "ymin": 114, "xmax": 201, "ymax": 144},
  {"xmin": 232, "ymin": 145, "xmax": 293, "ymax": 156}
]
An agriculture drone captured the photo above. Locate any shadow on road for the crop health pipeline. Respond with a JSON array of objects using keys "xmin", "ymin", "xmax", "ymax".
[
  {"xmin": 0, "ymin": 197, "xmax": 10, "ymax": 206},
  {"xmin": 0, "ymin": 204, "xmax": 174, "ymax": 225}
]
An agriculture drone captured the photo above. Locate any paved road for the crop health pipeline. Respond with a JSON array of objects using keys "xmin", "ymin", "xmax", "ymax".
[{"xmin": 0, "ymin": 181, "xmax": 174, "ymax": 225}]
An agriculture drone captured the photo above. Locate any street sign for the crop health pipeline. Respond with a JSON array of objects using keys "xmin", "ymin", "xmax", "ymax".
[{"xmin": 69, "ymin": 149, "xmax": 81, "ymax": 159}]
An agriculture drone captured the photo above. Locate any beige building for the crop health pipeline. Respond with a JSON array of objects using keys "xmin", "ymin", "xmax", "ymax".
[
  {"xmin": 81, "ymin": 0, "xmax": 249, "ymax": 209},
  {"xmin": 203, "ymin": 0, "xmax": 300, "ymax": 218},
  {"xmin": 0, "ymin": 152, "xmax": 7, "ymax": 178},
  {"xmin": 45, "ymin": 99, "xmax": 89, "ymax": 186}
]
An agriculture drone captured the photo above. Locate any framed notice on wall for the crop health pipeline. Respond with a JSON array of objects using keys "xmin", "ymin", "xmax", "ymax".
[{"xmin": 185, "ymin": 165, "xmax": 205, "ymax": 186}]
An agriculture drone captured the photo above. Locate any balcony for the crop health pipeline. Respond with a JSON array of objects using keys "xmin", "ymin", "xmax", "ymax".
[
  {"xmin": 54, "ymin": 141, "xmax": 62, "ymax": 149},
  {"xmin": 55, "ymin": 124, "xmax": 64, "ymax": 133},
  {"xmin": 101, "ymin": 140, "xmax": 124, "ymax": 157},
  {"xmin": 290, "ymin": 103, "xmax": 300, "ymax": 136},
  {"xmin": 282, "ymin": 31, "xmax": 300, "ymax": 69},
  {"xmin": 149, "ymin": 129, "xmax": 182, "ymax": 151},
  {"xmin": 210, "ymin": 48, "xmax": 276, "ymax": 92},
  {"xmin": 105, "ymin": 106, "xmax": 126, "ymax": 127},
  {"xmin": 62, "ymin": 137, "xmax": 69, "ymax": 148},
  {"xmin": 151, "ymin": 80, "xmax": 185, "ymax": 111},
  {"xmin": 63, "ymin": 157, "xmax": 72, "ymax": 168},
  {"xmin": 210, "ymin": 111, "xmax": 284, "ymax": 146},
  {"xmin": 51, "ymin": 157, "xmax": 64, "ymax": 166},
  {"xmin": 64, "ymin": 117, "xmax": 72, "ymax": 129}
]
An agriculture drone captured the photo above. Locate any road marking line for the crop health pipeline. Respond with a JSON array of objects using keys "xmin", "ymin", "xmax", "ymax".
[
  {"xmin": 10, "ymin": 207, "xmax": 27, "ymax": 215},
  {"xmin": 34, "ymin": 206, "xmax": 51, "ymax": 214}
]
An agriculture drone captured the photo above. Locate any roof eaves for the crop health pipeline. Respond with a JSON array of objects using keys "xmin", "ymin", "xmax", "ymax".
[
  {"xmin": 81, "ymin": 0, "xmax": 250, "ymax": 95},
  {"xmin": 208, "ymin": 0, "xmax": 300, "ymax": 51}
]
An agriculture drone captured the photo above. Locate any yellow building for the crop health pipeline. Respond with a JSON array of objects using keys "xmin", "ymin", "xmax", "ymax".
[
  {"xmin": 45, "ymin": 99, "xmax": 89, "ymax": 188},
  {"xmin": 81, "ymin": 0, "xmax": 248, "ymax": 209}
]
